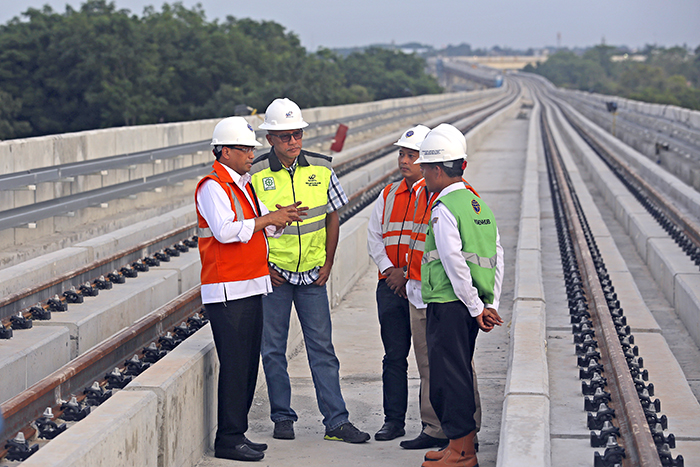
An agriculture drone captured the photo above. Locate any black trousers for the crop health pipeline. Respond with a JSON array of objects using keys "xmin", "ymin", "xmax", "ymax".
[
  {"xmin": 426, "ymin": 300, "xmax": 480, "ymax": 439},
  {"xmin": 376, "ymin": 279, "xmax": 412, "ymax": 426},
  {"xmin": 205, "ymin": 295, "xmax": 263, "ymax": 450}
]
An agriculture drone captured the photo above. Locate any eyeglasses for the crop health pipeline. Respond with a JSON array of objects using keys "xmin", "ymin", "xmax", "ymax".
[
  {"xmin": 271, "ymin": 129, "xmax": 304, "ymax": 143},
  {"xmin": 229, "ymin": 146, "xmax": 255, "ymax": 153}
]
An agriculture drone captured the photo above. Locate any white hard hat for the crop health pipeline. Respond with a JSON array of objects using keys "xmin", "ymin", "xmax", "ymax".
[
  {"xmin": 414, "ymin": 123, "xmax": 468, "ymax": 164},
  {"xmin": 211, "ymin": 117, "xmax": 262, "ymax": 147},
  {"xmin": 394, "ymin": 125, "xmax": 431, "ymax": 151},
  {"xmin": 259, "ymin": 98, "xmax": 309, "ymax": 130}
]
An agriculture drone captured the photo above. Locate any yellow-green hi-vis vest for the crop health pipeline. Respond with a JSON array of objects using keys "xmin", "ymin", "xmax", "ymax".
[
  {"xmin": 250, "ymin": 149, "xmax": 332, "ymax": 272},
  {"xmin": 421, "ymin": 188, "xmax": 498, "ymax": 306}
]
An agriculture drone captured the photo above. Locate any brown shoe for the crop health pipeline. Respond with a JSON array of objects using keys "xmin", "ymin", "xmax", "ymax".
[{"xmin": 421, "ymin": 431, "xmax": 477, "ymax": 467}]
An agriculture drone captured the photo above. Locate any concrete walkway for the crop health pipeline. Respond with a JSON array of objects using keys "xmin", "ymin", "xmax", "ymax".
[{"xmin": 196, "ymin": 112, "xmax": 529, "ymax": 467}]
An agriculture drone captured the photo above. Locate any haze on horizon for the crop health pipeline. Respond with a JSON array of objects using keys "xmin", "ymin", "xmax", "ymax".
[{"xmin": 0, "ymin": 0, "xmax": 698, "ymax": 52}]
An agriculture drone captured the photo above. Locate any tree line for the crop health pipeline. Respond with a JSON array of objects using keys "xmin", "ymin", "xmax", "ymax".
[
  {"xmin": 0, "ymin": 0, "xmax": 441, "ymax": 140},
  {"xmin": 524, "ymin": 45, "xmax": 700, "ymax": 110}
]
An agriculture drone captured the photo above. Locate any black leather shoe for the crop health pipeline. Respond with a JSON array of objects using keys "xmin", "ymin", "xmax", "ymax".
[
  {"xmin": 399, "ymin": 431, "xmax": 449, "ymax": 449},
  {"xmin": 273, "ymin": 420, "xmax": 295, "ymax": 440},
  {"xmin": 374, "ymin": 422, "xmax": 406, "ymax": 441},
  {"xmin": 215, "ymin": 444, "xmax": 264, "ymax": 461},
  {"xmin": 242, "ymin": 436, "xmax": 268, "ymax": 452}
]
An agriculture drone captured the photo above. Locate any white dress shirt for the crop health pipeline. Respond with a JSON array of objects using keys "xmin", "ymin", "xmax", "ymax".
[
  {"xmin": 431, "ymin": 182, "xmax": 504, "ymax": 317},
  {"xmin": 196, "ymin": 163, "xmax": 282, "ymax": 304}
]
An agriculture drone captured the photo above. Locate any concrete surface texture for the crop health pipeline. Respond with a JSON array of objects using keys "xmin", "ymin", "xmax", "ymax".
[{"xmin": 196, "ymin": 98, "xmax": 528, "ymax": 467}]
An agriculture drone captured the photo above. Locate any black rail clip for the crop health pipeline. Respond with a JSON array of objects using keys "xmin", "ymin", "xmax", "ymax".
[
  {"xmin": 582, "ymin": 373, "xmax": 608, "ymax": 395},
  {"xmin": 577, "ymin": 348, "xmax": 601, "ymax": 367},
  {"xmin": 651, "ymin": 423, "xmax": 675, "ymax": 449},
  {"xmin": 633, "ymin": 375, "xmax": 654, "ymax": 396},
  {"xmin": 587, "ymin": 403, "xmax": 616, "ymax": 430},
  {"xmin": 84, "ymin": 381, "xmax": 112, "ymax": 406},
  {"xmin": 63, "ymin": 287, "xmax": 83, "ymax": 304},
  {"xmin": 60, "ymin": 396, "xmax": 90, "ymax": 421},
  {"xmin": 124, "ymin": 354, "xmax": 151, "ymax": 376},
  {"xmin": 183, "ymin": 236, "xmax": 198, "ymax": 248},
  {"xmin": 657, "ymin": 443, "xmax": 684, "ymax": 466},
  {"xmin": 143, "ymin": 256, "xmax": 160, "ymax": 267},
  {"xmin": 644, "ymin": 408, "xmax": 668, "ymax": 430},
  {"xmin": 35, "ymin": 407, "xmax": 67, "ymax": 439},
  {"xmin": 93, "ymin": 275, "xmax": 113, "ymax": 290},
  {"xmin": 639, "ymin": 389, "xmax": 661, "ymax": 413},
  {"xmin": 154, "ymin": 251, "xmax": 171, "ymax": 262},
  {"xmin": 142, "ymin": 342, "xmax": 168, "ymax": 363},
  {"xmin": 580, "ymin": 361, "xmax": 605, "ymax": 380},
  {"xmin": 593, "ymin": 436, "xmax": 625, "ymax": 467},
  {"xmin": 133, "ymin": 259, "xmax": 151, "ymax": 271},
  {"xmin": 590, "ymin": 421, "xmax": 620, "ymax": 447},
  {"xmin": 572, "ymin": 319, "xmax": 593, "ymax": 334},
  {"xmin": 585, "ymin": 388, "xmax": 612, "ymax": 411},
  {"xmin": 120, "ymin": 265, "xmax": 139, "ymax": 277},
  {"xmin": 4, "ymin": 432, "xmax": 39, "ymax": 461},
  {"xmin": 165, "ymin": 246, "xmax": 180, "ymax": 257},
  {"xmin": 158, "ymin": 332, "xmax": 181, "ymax": 351},
  {"xmin": 174, "ymin": 321, "xmax": 195, "ymax": 340},
  {"xmin": 10, "ymin": 312, "xmax": 32, "ymax": 330},
  {"xmin": 48, "ymin": 294, "xmax": 68, "ymax": 311},
  {"xmin": 30, "ymin": 304, "xmax": 51, "ymax": 320},
  {"xmin": 0, "ymin": 324, "xmax": 13, "ymax": 339},
  {"xmin": 573, "ymin": 327, "xmax": 596, "ymax": 344},
  {"xmin": 187, "ymin": 313, "xmax": 208, "ymax": 331},
  {"xmin": 80, "ymin": 281, "xmax": 99, "ymax": 297},
  {"xmin": 105, "ymin": 367, "xmax": 133, "ymax": 389},
  {"xmin": 109, "ymin": 269, "xmax": 127, "ymax": 283}
]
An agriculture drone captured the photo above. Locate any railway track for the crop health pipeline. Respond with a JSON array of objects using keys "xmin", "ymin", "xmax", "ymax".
[{"xmin": 0, "ymin": 84, "xmax": 520, "ymax": 463}]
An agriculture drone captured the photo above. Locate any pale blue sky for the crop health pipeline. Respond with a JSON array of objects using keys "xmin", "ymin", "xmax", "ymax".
[{"xmin": 1, "ymin": 0, "xmax": 698, "ymax": 51}]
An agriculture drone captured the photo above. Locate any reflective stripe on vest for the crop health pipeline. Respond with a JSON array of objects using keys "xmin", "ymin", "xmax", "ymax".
[
  {"xmin": 421, "ymin": 249, "xmax": 498, "ymax": 269},
  {"xmin": 197, "ymin": 171, "xmax": 247, "ymax": 239},
  {"xmin": 378, "ymin": 179, "xmax": 415, "ymax": 279}
]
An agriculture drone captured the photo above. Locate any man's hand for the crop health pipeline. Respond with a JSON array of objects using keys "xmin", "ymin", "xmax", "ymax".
[
  {"xmin": 269, "ymin": 265, "xmax": 286, "ymax": 287},
  {"xmin": 313, "ymin": 262, "xmax": 332, "ymax": 286},
  {"xmin": 262, "ymin": 202, "xmax": 308, "ymax": 230},
  {"xmin": 384, "ymin": 267, "xmax": 407, "ymax": 298},
  {"xmin": 476, "ymin": 307, "xmax": 503, "ymax": 332}
]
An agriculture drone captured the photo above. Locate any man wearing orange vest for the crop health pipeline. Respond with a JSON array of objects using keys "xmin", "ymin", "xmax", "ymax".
[
  {"xmin": 367, "ymin": 125, "xmax": 431, "ymax": 442},
  {"xmin": 195, "ymin": 117, "xmax": 305, "ymax": 462}
]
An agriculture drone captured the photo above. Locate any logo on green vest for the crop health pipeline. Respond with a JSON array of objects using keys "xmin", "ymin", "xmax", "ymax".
[
  {"xmin": 262, "ymin": 177, "xmax": 276, "ymax": 191},
  {"xmin": 471, "ymin": 199, "xmax": 481, "ymax": 215},
  {"xmin": 306, "ymin": 173, "xmax": 321, "ymax": 187}
]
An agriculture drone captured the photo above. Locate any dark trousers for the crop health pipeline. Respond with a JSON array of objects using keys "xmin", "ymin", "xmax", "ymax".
[
  {"xmin": 205, "ymin": 295, "xmax": 263, "ymax": 450},
  {"xmin": 376, "ymin": 279, "xmax": 412, "ymax": 427},
  {"xmin": 426, "ymin": 300, "xmax": 480, "ymax": 439}
]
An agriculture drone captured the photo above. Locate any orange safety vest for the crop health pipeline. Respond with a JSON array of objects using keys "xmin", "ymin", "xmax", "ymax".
[
  {"xmin": 406, "ymin": 179, "xmax": 480, "ymax": 282},
  {"xmin": 378, "ymin": 178, "xmax": 417, "ymax": 280},
  {"xmin": 195, "ymin": 160, "xmax": 269, "ymax": 285}
]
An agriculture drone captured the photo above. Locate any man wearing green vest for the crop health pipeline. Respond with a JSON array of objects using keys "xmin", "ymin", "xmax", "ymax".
[
  {"xmin": 415, "ymin": 124, "xmax": 504, "ymax": 467},
  {"xmin": 250, "ymin": 98, "xmax": 370, "ymax": 444}
]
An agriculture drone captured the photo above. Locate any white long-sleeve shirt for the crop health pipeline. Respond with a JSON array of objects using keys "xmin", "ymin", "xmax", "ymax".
[
  {"xmin": 431, "ymin": 182, "xmax": 504, "ymax": 317},
  {"xmin": 195, "ymin": 163, "xmax": 282, "ymax": 304}
]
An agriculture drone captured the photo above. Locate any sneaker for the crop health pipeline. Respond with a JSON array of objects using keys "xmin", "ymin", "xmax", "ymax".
[
  {"xmin": 324, "ymin": 422, "xmax": 370, "ymax": 444},
  {"xmin": 273, "ymin": 420, "xmax": 295, "ymax": 440}
]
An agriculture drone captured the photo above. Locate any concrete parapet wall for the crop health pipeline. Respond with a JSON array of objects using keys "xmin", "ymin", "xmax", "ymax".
[{"xmin": 498, "ymin": 99, "xmax": 551, "ymax": 467}]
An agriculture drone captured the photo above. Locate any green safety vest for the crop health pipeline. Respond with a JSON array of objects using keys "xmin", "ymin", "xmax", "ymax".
[
  {"xmin": 421, "ymin": 188, "xmax": 498, "ymax": 305},
  {"xmin": 250, "ymin": 149, "xmax": 332, "ymax": 272}
]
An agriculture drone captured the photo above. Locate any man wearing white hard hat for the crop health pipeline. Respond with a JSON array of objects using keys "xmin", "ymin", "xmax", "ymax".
[
  {"xmin": 250, "ymin": 98, "xmax": 370, "ymax": 444},
  {"xmin": 195, "ymin": 116, "xmax": 306, "ymax": 462},
  {"xmin": 367, "ymin": 124, "xmax": 431, "ymax": 442},
  {"xmin": 415, "ymin": 123, "xmax": 504, "ymax": 467}
]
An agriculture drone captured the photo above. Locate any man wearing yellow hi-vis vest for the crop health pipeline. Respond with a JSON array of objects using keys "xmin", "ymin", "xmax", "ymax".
[
  {"xmin": 415, "ymin": 124, "xmax": 504, "ymax": 467},
  {"xmin": 250, "ymin": 98, "xmax": 370, "ymax": 445}
]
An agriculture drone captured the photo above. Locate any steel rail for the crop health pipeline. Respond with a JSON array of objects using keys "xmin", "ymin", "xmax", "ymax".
[
  {"xmin": 0, "ymin": 286, "xmax": 202, "ymax": 455},
  {"xmin": 541, "ymin": 104, "xmax": 662, "ymax": 467}
]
